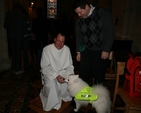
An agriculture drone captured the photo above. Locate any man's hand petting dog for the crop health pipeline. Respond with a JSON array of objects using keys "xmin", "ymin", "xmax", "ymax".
[{"xmin": 56, "ymin": 75, "xmax": 65, "ymax": 83}]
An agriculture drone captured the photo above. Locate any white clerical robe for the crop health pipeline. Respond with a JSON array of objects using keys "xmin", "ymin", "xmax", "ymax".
[{"xmin": 39, "ymin": 44, "xmax": 74, "ymax": 111}]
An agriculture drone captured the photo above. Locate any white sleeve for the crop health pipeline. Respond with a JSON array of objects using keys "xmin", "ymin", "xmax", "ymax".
[
  {"xmin": 40, "ymin": 48, "xmax": 58, "ymax": 80},
  {"xmin": 58, "ymin": 48, "xmax": 74, "ymax": 77}
]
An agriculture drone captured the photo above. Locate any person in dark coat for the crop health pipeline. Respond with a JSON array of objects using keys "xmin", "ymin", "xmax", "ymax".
[
  {"xmin": 32, "ymin": 7, "xmax": 49, "ymax": 69},
  {"xmin": 22, "ymin": 9, "xmax": 32, "ymax": 71},
  {"xmin": 4, "ymin": 3, "xmax": 26, "ymax": 75}
]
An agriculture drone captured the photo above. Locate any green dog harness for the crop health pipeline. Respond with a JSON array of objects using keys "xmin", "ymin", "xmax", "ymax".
[{"xmin": 75, "ymin": 86, "xmax": 98, "ymax": 104}]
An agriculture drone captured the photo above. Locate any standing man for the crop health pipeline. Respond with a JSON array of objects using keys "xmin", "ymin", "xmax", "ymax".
[
  {"xmin": 22, "ymin": 9, "xmax": 32, "ymax": 71},
  {"xmin": 40, "ymin": 32, "xmax": 74, "ymax": 111},
  {"xmin": 73, "ymin": 0, "xmax": 115, "ymax": 84},
  {"xmin": 4, "ymin": 3, "xmax": 26, "ymax": 75},
  {"xmin": 32, "ymin": 7, "xmax": 49, "ymax": 69}
]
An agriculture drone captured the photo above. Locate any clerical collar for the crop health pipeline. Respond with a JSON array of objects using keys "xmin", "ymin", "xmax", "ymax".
[{"xmin": 88, "ymin": 5, "xmax": 95, "ymax": 17}]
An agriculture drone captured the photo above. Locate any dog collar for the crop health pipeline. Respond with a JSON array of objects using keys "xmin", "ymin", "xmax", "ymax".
[{"xmin": 75, "ymin": 86, "xmax": 98, "ymax": 104}]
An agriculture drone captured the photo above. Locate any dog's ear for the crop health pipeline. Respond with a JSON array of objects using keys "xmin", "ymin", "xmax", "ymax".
[{"xmin": 74, "ymin": 78, "xmax": 79, "ymax": 83}]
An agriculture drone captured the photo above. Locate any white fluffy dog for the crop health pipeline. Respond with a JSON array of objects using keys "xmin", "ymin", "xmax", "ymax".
[{"xmin": 65, "ymin": 75, "xmax": 111, "ymax": 113}]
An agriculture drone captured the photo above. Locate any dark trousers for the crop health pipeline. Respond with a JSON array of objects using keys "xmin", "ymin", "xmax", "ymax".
[
  {"xmin": 23, "ymin": 37, "xmax": 30, "ymax": 69},
  {"xmin": 80, "ymin": 49, "xmax": 107, "ymax": 84},
  {"xmin": 10, "ymin": 39, "xmax": 23, "ymax": 72}
]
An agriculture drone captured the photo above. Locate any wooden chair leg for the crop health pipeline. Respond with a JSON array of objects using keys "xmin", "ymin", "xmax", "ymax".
[{"xmin": 124, "ymin": 104, "xmax": 130, "ymax": 113}]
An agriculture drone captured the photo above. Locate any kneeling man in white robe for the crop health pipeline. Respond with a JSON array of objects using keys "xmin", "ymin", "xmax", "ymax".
[{"xmin": 40, "ymin": 32, "xmax": 74, "ymax": 111}]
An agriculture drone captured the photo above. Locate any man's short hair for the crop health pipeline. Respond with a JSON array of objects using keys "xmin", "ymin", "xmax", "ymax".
[
  {"xmin": 73, "ymin": 0, "xmax": 90, "ymax": 10},
  {"xmin": 55, "ymin": 31, "xmax": 66, "ymax": 38}
]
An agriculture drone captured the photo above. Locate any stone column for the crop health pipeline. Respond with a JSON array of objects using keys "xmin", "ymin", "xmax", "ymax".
[{"xmin": 0, "ymin": 0, "xmax": 11, "ymax": 72}]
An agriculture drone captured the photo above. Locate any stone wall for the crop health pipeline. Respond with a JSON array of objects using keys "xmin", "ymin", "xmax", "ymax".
[{"xmin": 0, "ymin": 0, "xmax": 11, "ymax": 72}]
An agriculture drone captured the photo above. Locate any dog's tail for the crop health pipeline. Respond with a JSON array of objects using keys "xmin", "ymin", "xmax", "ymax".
[
  {"xmin": 93, "ymin": 84, "xmax": 111, "ymax": 113},
  {"xmin": 93, "ymin": 84, "xmax": 110, "ymax": 97}
]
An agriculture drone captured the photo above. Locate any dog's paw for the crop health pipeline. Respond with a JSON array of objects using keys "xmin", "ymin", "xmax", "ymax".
[{"xmin": 74, "ymin": 108, "xmax": 78, "ymax": 112}]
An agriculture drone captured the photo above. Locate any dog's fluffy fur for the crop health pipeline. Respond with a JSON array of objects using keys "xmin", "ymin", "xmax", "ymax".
[{"xmin": 65, "ymin": 75, "xmax": 111, "ymax": 113}]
